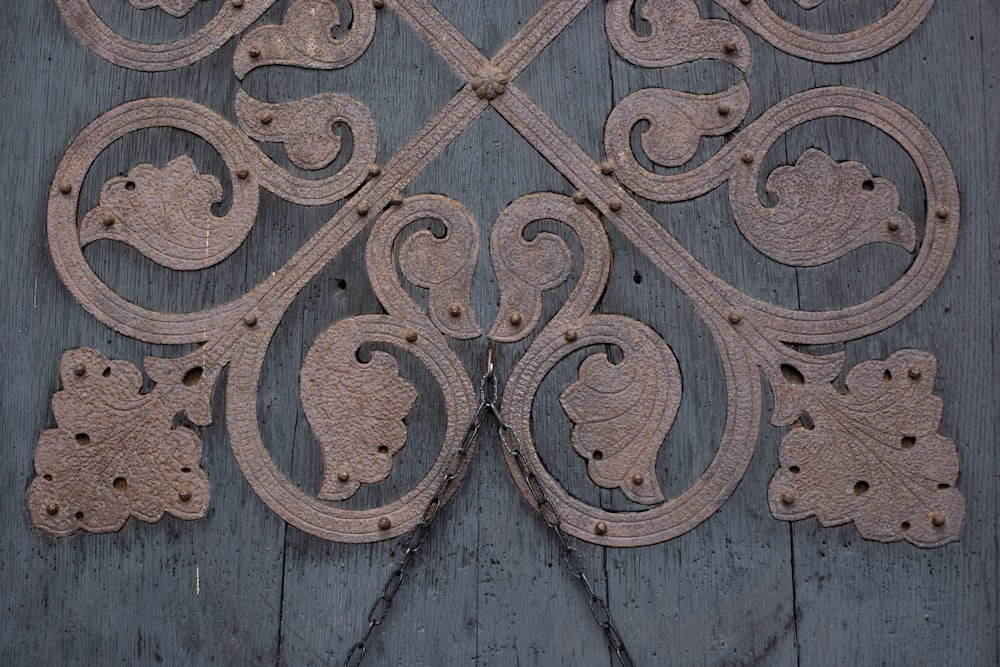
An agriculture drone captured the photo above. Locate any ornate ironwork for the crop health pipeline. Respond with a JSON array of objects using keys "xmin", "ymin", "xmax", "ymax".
[{"xmin": 31, "ymin": 0, "xmax": 963, "ymax": 549}]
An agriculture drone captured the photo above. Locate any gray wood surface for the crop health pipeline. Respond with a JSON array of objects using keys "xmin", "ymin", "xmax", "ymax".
[{"xmin": 1, "ymin": 0, "xmax": 995, "ymax": 665}]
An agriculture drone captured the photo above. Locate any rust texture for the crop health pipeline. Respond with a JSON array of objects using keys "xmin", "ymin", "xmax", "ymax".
[{"xmin": 34, "ymin": 0, "xmax": 963, "ymax": 548}]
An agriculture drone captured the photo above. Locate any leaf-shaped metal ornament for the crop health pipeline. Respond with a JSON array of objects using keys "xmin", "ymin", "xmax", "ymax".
[
  {"xmin": 27, "ymin": 349, "xmax": 213, "ymax": 536},
  {"xmin": 730, "ymin": 148, "xmax": 916, "ymax": 266},
  {"xmin": 605, "ymin": 0, "xmax": 751, "ymax": 71},
  {"xmin": 233, "ymin": 0, "xmax": 377, "ymax": 78},
  {"xmin": 129, "ymin": 0, "xmax": 199, "ymax": 18},
  {"xmin": 79, "ymin": 155, "xmax": 257, "ymax": 270},
  {"xmin": 768, "ymin": 350, "xmax": 964, "ymax": 547},
  {"xmin": 560, "ymin": 326, "xmax": 681, "ymax": 505},
  {"xmin": 300, "ymin": 322, "xmax": 417, "ymax": 501}
]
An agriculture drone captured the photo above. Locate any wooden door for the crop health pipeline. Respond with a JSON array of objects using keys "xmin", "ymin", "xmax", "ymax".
[{"xmin": 2, "ymin": 1, "xmax": 995, "ymax": 664}]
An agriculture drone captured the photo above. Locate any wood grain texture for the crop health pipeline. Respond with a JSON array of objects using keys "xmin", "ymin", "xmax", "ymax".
[{"xmin": 0, "ymin": 0, "xmax": 995, "ymax": 665}]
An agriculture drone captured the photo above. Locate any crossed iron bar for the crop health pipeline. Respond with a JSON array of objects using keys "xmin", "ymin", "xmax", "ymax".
[{"xmin": 33, "ymin": 0, "xmax": 963, "ymax": 549}]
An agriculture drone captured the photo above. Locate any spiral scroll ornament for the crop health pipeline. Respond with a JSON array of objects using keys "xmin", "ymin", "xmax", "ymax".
[{"xmin": 32, "ymin": 0, "xmax": 962, "ymax": 549}]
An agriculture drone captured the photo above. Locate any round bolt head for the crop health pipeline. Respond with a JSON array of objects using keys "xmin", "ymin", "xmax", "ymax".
[
  {"xmin": 404, "ymin": 329, "xmax": 418, "ymax": 343},
  {"xmin": 740, "ymin": 0, "xmax": 751, "ymax": 5},
  {"xmin": 389, "ymin": 193, "xmax": 404, "ymax": 206},
  {"xmin": 236, "ymin": 167, "xmax": 250, "ymax": 180},
  {"xmin": 59, "ymin": 181, "xmax": 73, "ymax": 195},
  {"xmin": 73, "ymin": 362, "xmax": 87, "ymax": 377},
  {"xmin": 337, "ymin": 471, "xmax": 350, "ymax": 483},
  {"xmin": 717, "ymin": 102, "xmax": 731, "ymax": 116},
  {"xmin": 448, "ymin": 302, "xmax": 463, "ymax": 317},
  {"xmin": 372, "ymin": 0, "xmax": 385, "ymax": 7},
  {"xmin": 178, "ymin": 488, "xmax": 192, "ymax": 502},
  {"xmin": 103, "ymin": 213, "xmax": 116, "ymax": 227},
  {"xmin": 728, "ymin": 309, "xmax": 742, "ymax": 324},
  {"xmin": 259, "ymin": 111, "xmax": 273, "ymax": 125},
  {"xmin": 723, "ymin": 39, "xmax": 738, "ymax": 54},
  {"xmin": 781, "ymin": 491, "xmax": 795, "ymax": 505},
  {"xmin": 356, "ymin": 201, "xmax": 370, "ymax": 216},
  {"xmin": 377, "ymin": 517, "xmax": 392, "ymax": 530},
  {"xmin": 247, "ymin": 45, "xmax": 260, "ymax": 58},
  {"xmin": 368, "ymin": 163, "xmax": 381, "ymax": 177},
  {"xmin": 572, "ymin": 190, "xmax": 587, "ymax": 204},
  {"xmin": 931, "ymin": 512, "xmax": 946, "ymax": 527},
  {"xmin": 594, "ymin": 521, "xmax": 608, "ymax": 536},
  {"xmin": 935, "ymin": 206, "xmax": 950, "ymax": 220},
  {"xmin": 887, "ymin": 218, "xmax": 900, "ymax": 232},
  {"xmin": 608, "ymin": 198, "xmax": 623, "ymax": 212},
  {"xmin": 908, "ymin": 366, "xmax": 922, "ymax": 379},
  {"xmin": 231, "ymin": 0, "xmax": 244, "ymax": 8},
  {"xmin": 631, "ymin": 472, "xmax": 644, "ymax": 485},
  {"xmin": 243, "ymin": 311, "xmax": 258, "ymax": 327},
  {"xmin": 741, "ymin": 152, "xmax": 754, "ymax": 164},
  {"xmin": 600, "ymin": 160, "xmax": 614, "ymax": 175},
  {"xmin": 508, "ymin": 311, "xmax": 523, "ymax": 326},
  {"xmin": 46, "ymin": 503, "xmax": 59, "ymax": 516},
  {"xmin": 564, "ymin": 329, "xmax": 578, "ymax": 342}
]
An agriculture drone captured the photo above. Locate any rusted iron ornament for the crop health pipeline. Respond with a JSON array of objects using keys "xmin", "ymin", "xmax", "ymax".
[{"xmin": 32, "ymin": 0, "xmax": 963, "ymax": 549}]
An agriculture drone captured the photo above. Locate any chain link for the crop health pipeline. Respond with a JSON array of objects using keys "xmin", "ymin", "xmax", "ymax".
[
  {"xmin": 344, "ymin": 401, "xmax": 488, "ymax": 667},
  {"xmin": 489, "ymin": 404, "xmax": 637, "ymax": 667},
  {"xmin": 346, "ymin": 349, "xmax": 636, "ymax": 667}
]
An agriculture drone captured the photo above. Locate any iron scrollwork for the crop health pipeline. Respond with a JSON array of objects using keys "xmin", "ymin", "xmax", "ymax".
[{"xmin": 31, "ymin": 0, "xmax": 963, "ymax": 549}]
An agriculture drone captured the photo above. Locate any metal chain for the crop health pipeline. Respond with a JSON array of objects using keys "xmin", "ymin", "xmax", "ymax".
[
  {"xmin": 484, "ymin": 377, "xmax": 637, "ymax": 667},
  {"xmin": 344, "ymin": 400, "xmax": 489, "ymax": 667},
  {"xmin": 345, "ymin": 348, "xmax": 636, "ymax": 667}
]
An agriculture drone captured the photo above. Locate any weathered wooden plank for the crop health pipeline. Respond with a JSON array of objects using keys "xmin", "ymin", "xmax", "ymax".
[{"xmin": 0, "ymin": 2, "xmax": 287, "ymax": 665}]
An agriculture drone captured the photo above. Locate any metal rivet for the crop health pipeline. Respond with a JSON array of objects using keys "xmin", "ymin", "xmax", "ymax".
[
  {"xmin": 608, "ymin": 198, "xmax": 622, "ymax": 212},
  {"xmin": 723, "ymin": 39, "xmax": 738, "ymax": 54},
  {"xmin": 377, "ymin": 517, "xmax": 392, "ymax": 530},
  {"xmin": 372, "ymin": 0, "xmax": 385, "ymax": 7},
  {"xmin": 448, "ymin": 302, "xmax": 463, "ymax": 317},
  {"xmin": 935, "ymin": 206, "xmax": 950, "ymax": 220},
  {"xmin": 908, "ymin": 366, "xmax": 922, "ymax": 379},
  {"xmin": 508, "ymin": 312, "xmax": 523, "ymax": 326},
  {"xmin": 600, "ymin": 160, "xmax": 614, "ymax": 175},
  {"xmin": 243, "ymin": 311, "xmax": 258, "ymax": 327},
  {"xmin": 564, "ymin": 329, "xmax": 578, "ymax": 342},
  {"xmin": 887, "ymin": 218, "xmax": 900, "ymax": 232},
  {"xmin": 356, "ymin": 201, "xmax": 370, "ymax": 216},
  {"xmin": 631, "ymin": 472, "xmax": 644, "ymax": 485},
  {"xmin": 931, "ymin": 512, "xmax": 945, "ymax": 527},
  {"xmin": 178, "ymin": 488, "xmax": 192, "ymax": 502},
  {"xmin": 740, "ymin": 0, "xmax": 751, "ymax": 5},
  {"xmin": 572, "ymin": 190, "xmax": 587, "ymax": 204},
  {"xmin": 231, "ymin": 0, "xmax": 243, "ymax": 7},
  {"xmin": 103, "ymin": 213, "xmax": 116, "ymax": 227},
  {"xmin": 404, "ymin": 329, "xmax": 418, "ymax": 343},
  {"xmin": 594, "ymin": 521, "xmax": 608, "ymax": 535},
  {"xmin": 247, "ymin": 45, "xmax": 260, "ymax": 58},
  {"xmin": 368, "ymin": 163, "xmax": 381, "ymax": 177},
  {"xmin": 58, "ymin": 181, "xmax": 73, "ymax": 195},
  {"xmin": 389, "ymin": 193, "xmax": 404, "ymax": 206},
  {"xmin": 337, "ymin": 471, "xmax": 350, "ymax": 483},
  {"xmin": 236, "ymin": 168, "xmax": 249, "ymax": 180},
  {"xmin": 259, "ymin": 111, "xmax": 273, "ymax": 125},
  {"xmin": 728, "ymin": 309, "xmax": 742, "ymax": 324},
  {"xmin": 741, "ymin": 152, "xmax": 754, "ymax": 164},
  {"xmin": 717, "ymin": 102, "xmax": 731, "ymax": 116},
  {"xmin": 73, "ymin": 362, "xmax": 86, "ymax": 377},
  {"xmin": 781, "ymin": 491, "xmax": 795, "ymax": 505},
  {"xmin": 46, "ymin": 503, "xmax": 59, "ymax": 516}
]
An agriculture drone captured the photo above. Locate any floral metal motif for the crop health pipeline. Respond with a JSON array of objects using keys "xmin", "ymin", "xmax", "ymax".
[{"xmin": 31, "ymin": 0, "xmax": 963, "ymax": 548}]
